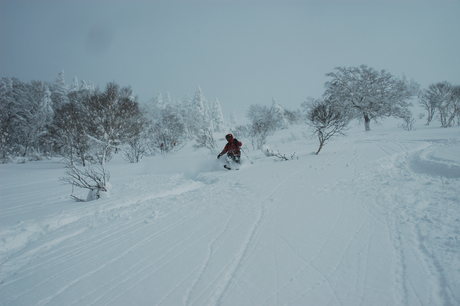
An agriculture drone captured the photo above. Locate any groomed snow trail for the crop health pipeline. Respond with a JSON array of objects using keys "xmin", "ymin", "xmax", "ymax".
[{"xmin": 1, "ymin": 127, "xmax": 459, "ymax": 305}]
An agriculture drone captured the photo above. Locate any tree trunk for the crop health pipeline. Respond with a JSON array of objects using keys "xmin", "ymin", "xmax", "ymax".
[
  {"xmin": 364, "ymin": 113, "xmax": 371, "ymax": 131},
  {"xmin": 447, "ymin": 115, "xmax": 454, "ymax": 127},
  {"xmin": 426, "ymin": 108, "xmax": 435, "ymax": 125},
  {"xmin": 315, "ymin": 142, "xmax": 323, "ymax": 155},
  {"xmin": 440, "ymin": 111, "xmax": 448, "ymax": 127},
  {"xmin": 315, "ymin": 132, "xmax": 324, "ymax": 155}
]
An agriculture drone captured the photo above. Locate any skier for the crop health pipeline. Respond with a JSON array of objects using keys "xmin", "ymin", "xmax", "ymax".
[{"xmin": 217, "ymin": 133, "xmax": 242, "ymax": 166}]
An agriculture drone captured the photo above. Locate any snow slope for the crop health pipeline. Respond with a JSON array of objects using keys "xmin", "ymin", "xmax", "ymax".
[{"xmin": 1, "ymin": 123, "xmax": 459, "ymax": 306}]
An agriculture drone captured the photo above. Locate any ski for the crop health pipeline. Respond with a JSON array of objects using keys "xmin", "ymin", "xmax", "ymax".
[{"xmin": 224, "ymin": 164, "xmax": 239, "ymax": 170}]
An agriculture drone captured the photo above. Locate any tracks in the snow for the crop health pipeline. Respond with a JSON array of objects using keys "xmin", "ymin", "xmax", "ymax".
[
  {"xmin": 0, "ymin": 177, "xmax": 210, "ymax": 305},
  {"xmin": 360, "ymin": 140, "xmax": 460, "ymax": 306},
  {"xmin": 203, "ymin": 163, "xmax": 310, "ymax": 305}
]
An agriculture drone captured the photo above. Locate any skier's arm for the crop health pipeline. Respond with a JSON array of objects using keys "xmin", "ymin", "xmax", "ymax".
[
  {"xmin": 220, "ymin": 145, "xmax": 229, "ymax": 155},
  {"xmin": 218, "ymin": 144, "xmax": 229, "ymax": 158}
]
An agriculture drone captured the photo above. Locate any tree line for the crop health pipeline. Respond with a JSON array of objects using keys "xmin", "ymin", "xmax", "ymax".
[
  {"xmin": 241, "ymin": 65, "xmax": 459, "ymax": 155},
  {"xmin": 0, "ymin": 73, "xmax": 225, "ymax": 164},
  {"xmin": 2, "ymin": 66, "xmax": 459, "ymax": 163},
  {"xmin": 1, "ymin": 66, "xmax": 459, "ymax": 199}
]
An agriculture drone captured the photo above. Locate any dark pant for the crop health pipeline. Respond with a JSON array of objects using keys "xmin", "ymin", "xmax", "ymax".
[{"xmin": 227, "ymin": 153, "xmax": 241, "ymax": 163}]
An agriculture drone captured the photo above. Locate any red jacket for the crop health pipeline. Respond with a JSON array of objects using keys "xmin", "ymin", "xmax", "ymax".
[{"xmin": 220, "ymin": 137, "xmax": 242, "ymax": 156}]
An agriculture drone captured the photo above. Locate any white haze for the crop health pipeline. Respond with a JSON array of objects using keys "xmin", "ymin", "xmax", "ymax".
[{"xmin": 1, "ymin": 0, "xmax": 460, "ymax": 115}]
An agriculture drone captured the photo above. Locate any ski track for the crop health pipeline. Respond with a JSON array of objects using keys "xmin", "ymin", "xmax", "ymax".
[
  {"xmin": 2, "ymin": 215, "xmax": 149, "ymax": 289},
  {"xmin": 0, "ymin": 180, "xmax": 203, "ymax": 279},
  {"xmin": 1, "ymin": 130, "xmax": 459, "ymax": 306},
  {"xmin": 95, "ymin": 222, "xmax": 212, "ymax": 306},
  {"xmin": 183, "ymin": 213, "xmax": 234, "ymax": 306},
  {"xmin": 262, "ymin": 164, "xmax": 378, "ymax": 306},
  {"xmin": 287, "ymin": 215, "xmax": 369, "ymax": 306},
  {"xmin": 275, "ymin": 234, "xmax": 343, "ymax": 306},
  {"xmin": 80, "ymin": 177, "xmax": 237, "ymax": 306},
  {"xmin": 205, "ymin": 201, "xmax": 265, "ymax": 306},
  {"xmin": 357, "ymin": 220, "xmax": 375, "ymax": 306},
  {"xmin": 271, "ymin": 211, "xmax": 281, "ymax": 306},
  {"xmin": 85, "ymin": 212, "xmax": 204, "ymax": 304},
  {"xmin": 35, "ymin": 210, "xmax": 203, "ymax": 306},
  {"xmin": 3, "ymin": 210, "xmax": 150, "ymax": 290},
  {"xmin": 262, "ymin": 186, "xmax": 346, "ymax": 304},
  {"xmin": 1, "ymin": 178, "xmax": 208, "ymax": 305},
  {"xmin": 360, "ymin": 139, "xmax": 460, "ymax": 306},
  {"xmin": 206, "ymin": 163, "xmax": 309, "ymax": 306}
]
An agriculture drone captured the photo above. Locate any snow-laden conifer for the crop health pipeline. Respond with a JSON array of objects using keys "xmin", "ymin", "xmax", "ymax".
[{"xmin": 50, "ymin": 71, "xmax": 69, "ymax": 108}]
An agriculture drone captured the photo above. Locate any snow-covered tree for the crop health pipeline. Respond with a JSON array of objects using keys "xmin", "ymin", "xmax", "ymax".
[
  {"xmin": 67, "ymin": 76, "xmax": 95, "ymax": 93},
  {"xmin": 51, "ymin": 100, "xmax": 90, "ymax": 165},
  {"xmin": 227, "ymin": 112, "xmax": 237, "ymax": 128},
  {"xmin": 193, "ymin": 127, "xmax": 217, "ymax": 153},
  {"xmin": 419, "ymin": 82, "xmax": 460, "ymax": 127},
  {"xmin": 51, "ymin": 71, "xmax": 69, "ymax": 108},
  {"xmin": 283, "ymin": 108, "xmax": 302, "ymax": 125},
  {"xmin": 147, "ymin": 92, "xmax": 177, "ymax": 122},
  {"xmin": 149, "ymin": 105, "xmax": 186, "ymax": 154},
  {"xmin": 152, "ymin": 92, "xmax": 166, "ymax": 110},
  {"xmin": 55, "ymin": 86, "xmax": 96, "ymax": 164},
  {"xmin": 418, "ymin": 84, "xmax": 441, "ymax": 126},
  {"xmin": 80, "ymin": 79, "xmax": 96, "ymax": 92},
  {"xmin": 62, "ymin": 161, "xmax": 110, "ymax": 201},
  {"xmin": 8, "ymin": 78, "xmax": 33, "ymax": 155},
  {"xmin": 0, "ymin": 78, "xmax": 15, "ymax": 161},
  {"xmin": 247, "ymin": 104, "xmax": 282, "ymax": 149},
  {"xmin": 230, "ymin": 125, "xmax": 251, "ymax": 139},
  {"xmin": 29, "ymin": 81, "xmax": 54, "ymax": 154},
  {"xmin": 431, "ymin": 82, "xmax": 452, "ymax": 127},
  {"xmin": 58, "ymin": 83, "xmax": 143, "ymax": 199},
  {"xmin": 51, "ymin": 82, "xmax": 143, "ymax": 165},
  {"xmin": 441, "ymin": 85, "xmax": 460, "ymax": 127},
  {"xmin": 69, "ymin": 76, "xmax": 80, "ymax": 93},
  {"xmin": 453, "ymin": 86, "xmax": 460, "ymax": 126},
  {"xmin": 83, "ymin": 83, "xmax": 144, "ymax": 164},
  {"xmin": 208, "ymin": 98, "xmax": 225, "ymax": 132},
  {"xmin": 180, "ymin": 87, "xmax": 221, "ymax": 136},
  {"xmin": 403, "ymin": 77, "xmax": 421, "ymax": 96},
  {"xmin": 400, "ymin": 112, "xmax": 415, "ymax": 131},
  {"xmin": 8, "ymin": 80, "xmax": 53, "ymax": 157},
  {"xmin": 0, "ymin": 78, "xmax": 55, "ymax": 159},
  {"xmin": 123, "ymin": 115, "xmax": 149, "ymax": 163},
  {"xmin": 186, "ymin": 87, "xmax": 208, "ymax": 134},
  {"xmin": 324, "ymin": 65, "xmax": 413, "ymax": 131},
  {"xmin": 303, "ymin": 98, "xmax": 348, "ymax": 155},
  {"xmin": 271, "ymin": 99, "xmax": 289, "ymax": 129}
]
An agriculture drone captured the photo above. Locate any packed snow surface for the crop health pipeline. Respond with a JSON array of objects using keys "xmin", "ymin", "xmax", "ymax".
[{"xmin": 1, "ymin": 123, "xmax": 459, "ymax": 306}]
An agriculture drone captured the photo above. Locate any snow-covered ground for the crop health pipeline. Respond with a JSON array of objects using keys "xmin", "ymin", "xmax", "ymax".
[{"xmin": 1, "ymin": 121, "xmax": 459, "ymax": 306}]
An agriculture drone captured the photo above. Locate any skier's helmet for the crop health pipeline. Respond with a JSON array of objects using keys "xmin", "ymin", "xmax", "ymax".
[{"xmin": 225, "ymin": 133, "xmax": 233, "ymax": 141}]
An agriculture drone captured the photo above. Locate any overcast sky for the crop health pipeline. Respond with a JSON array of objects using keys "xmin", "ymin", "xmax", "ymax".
[{"xmin": 1, "ymin": 0, "xmax": 459, "ymax": 115}]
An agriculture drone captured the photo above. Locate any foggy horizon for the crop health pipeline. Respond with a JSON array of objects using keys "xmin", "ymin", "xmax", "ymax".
[{"xmin": 1, "ymin": 0, "xmax": 459, "ymax": 115}]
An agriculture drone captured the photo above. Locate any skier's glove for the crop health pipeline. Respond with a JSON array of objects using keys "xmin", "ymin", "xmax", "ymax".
[{"xmin": 217, "ymin": 154, "xmax": 222, "ymax": 159}]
